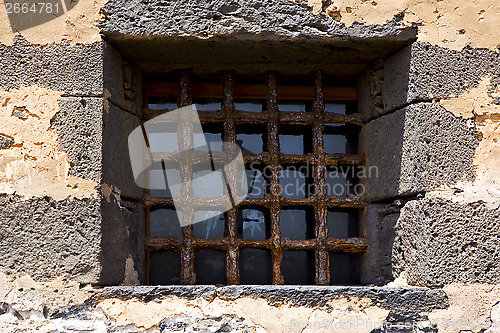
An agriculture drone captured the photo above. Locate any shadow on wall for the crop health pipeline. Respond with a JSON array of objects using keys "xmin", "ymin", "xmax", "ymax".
[
  {"xmin": 360, "ymin": 42, "xmax": 479, "ymax": 286},
  {"xmin": 99, "ymin": 43, "xmax": 146, "ymax": 285}
]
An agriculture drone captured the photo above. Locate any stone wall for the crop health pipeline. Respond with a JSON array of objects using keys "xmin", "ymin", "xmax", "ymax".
[{"xmin": 0, "ymin": 0, "xmax": 499, "ymax": 332}]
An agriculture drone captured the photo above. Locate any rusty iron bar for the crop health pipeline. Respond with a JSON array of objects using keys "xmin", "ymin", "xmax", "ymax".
[
  {"xmin": 177, "ymin": 69, "xmax": 196, "ymax": 285},
  {"xmin": 266, "ymin": 71, "xmax": 284, "ymax": 285},
  {"xmin": 222, "ymin": 70, "xmax": 240, "ymax": 285},
  {"xmin": 142, "ymin": 195, "xmax": 366, "ymax": 210},
  {"xmin": 143, "ymin": 109, "xmax": 364, "ymax": 126},
  {"xmin": 145, "ymin": 237, "xmax": 368, "ymax": 253},
  {"xmin": 145, "ymin": 69, "xmax": 367, "ymax": 285},
  {"xmin": 149, "ymin": 151, "xmax": 364, "ymax": 166},
  {"xmin": 312, "ymin": 71, "xmax": 330, "ymax": 285}
]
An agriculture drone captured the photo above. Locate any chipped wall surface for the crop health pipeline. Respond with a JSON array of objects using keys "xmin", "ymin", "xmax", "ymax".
[
  {"xmin": 0, "ymin": 0, "xmax": 109, "ymax": 45},
  {"xmin": 0, "ymin": 276, "xmax": 451, "ymax": 332},
  {"xmin": 432, "ymin": 78, "xmax": 500, "ymax": 209},
  {"xmin": 1, "ymin": 0, "xmax": 500, "ymax": 332},
  {"xmin": 321, "ymin": 0, "xmax": 500, "ymax": 51},
  {"xmin": 0, "ymin": 86, "xmax": 97, "ymax": 200}
]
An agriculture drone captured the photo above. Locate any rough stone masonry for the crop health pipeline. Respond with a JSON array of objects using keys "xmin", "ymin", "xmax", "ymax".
[{"xmin": 0, "ymin": 0, "xmax": 499, "ymax": 332}]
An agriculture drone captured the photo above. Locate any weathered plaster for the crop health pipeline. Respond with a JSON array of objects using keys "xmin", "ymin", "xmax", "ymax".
[
  {"xmin": 0, "ymin": 86, "xmax": 97, "ymax": 200},
  {"xmin": 430, "ymin": 78, "xmax": 500, "ymax": 209},
  {"xmin": 0, "ymin": 0, "xmax": 108, "ymax": 45},
  {"xmin": 428, "ymin": 284, "xmax": 500, "ymax": 333},
  {"xmin": 321, "ymin": 0, "xmax": 500, "ymax": 50},
  {"xmin": 0, "ymin": 272, "xmax": 91, "ymax": 313},
  {"xmin": 98, "ymin": 295, "xmax": 389, "ymax": 332}
]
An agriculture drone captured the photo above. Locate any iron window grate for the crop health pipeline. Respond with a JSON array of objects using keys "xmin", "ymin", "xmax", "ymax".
[{"xmin": 143, "ymin": 70, "xmax": 367, "ymax": 285}]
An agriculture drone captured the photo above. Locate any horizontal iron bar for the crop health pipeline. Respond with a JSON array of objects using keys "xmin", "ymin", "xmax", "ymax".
[{"xmin": 145, "ymin": 237, "xmax": 367, "ymax": 253}]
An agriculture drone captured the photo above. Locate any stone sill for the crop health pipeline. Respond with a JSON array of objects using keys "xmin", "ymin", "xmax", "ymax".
[{"xmin": 87, "ymin": 285, "xmax": 449, "ymax": 312}]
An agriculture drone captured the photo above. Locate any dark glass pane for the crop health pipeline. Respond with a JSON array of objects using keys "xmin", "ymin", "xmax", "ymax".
[
  {"xmin": 149, "ymin": 161, "xmax": 181, "ymax": 198},
  {"xmin": 243, "ymin": 163, "xmax": 268, "ymax": 198},
  {"xmin": 193, "ymin": 98, "xmax": 222, "ymax": 111},
  {"xmin": 279, "ymin": 164, "xmax": 313, "ymax": 199},
  {"xmin": 280, "ymin": 207, "xmax": 315, "ymax": 240},
  {"xmin": 282, "ymin": 251, "xmax": 315, "ymax": 285},
  {"xmin": 195, "ymin": 123, "xmax": 223, "ymax": 151},
  {"xmin": 236, "ymin": 124, "xmax": 267, "ymax": 154},
  {"xmin": 240, "ymin": 249, "xmax": 273, "ymax": 284},
  {"xmin": 330, "ymin": 253, "xmax": 360, "ymax": 285},
  {"xmin": 234, "ymin": 99, "xmax": 266, "ymax": 112},
  {"xmin": 279, "ymin": 100, "xmax": 311, "ymax": 112},
  {"xmin": 327, "ymin": 210, "xmax": 359, "ymax": 239},
  {"xmin": 237, "ymin": 208, "xmax": 270, "ymax": 241},
  {"xmin": 193, "ymin": 211, "xmax": 225, "ymax": 239},
  {"xmin": 279, "ymin": 125, "xmax": 313, "ymax": 155},
  {"xmin": 192, "ymin": 163, "xmax": 226, "ymax": 198},
  {"xmin": 147, "ymin": 122, "xmax": 179, "ymax": 153},
  {"xmin": 324, "ymin": 103, "xmax": 346, "ymax": 114},
  {"xmin": 148, "ymin": 97, "xmax": 177, "ymax": 111},
  {"xmin": 149, "ymin": 207, "xmax": 182, "ymax": 238},
  {"xmin": 149, "ymin": 251, "xmax": 181, "ymax": 285},
  {"xmin": 195, "ymin": 249, "xmax": 226, "ymax": 284},
  {"xmin": 323, "ymin": 124, "xmax": 358, "ymax": 154},
  {"xmin": 325, "ymin": 165, "xmax": 358, "ymax": 198}
]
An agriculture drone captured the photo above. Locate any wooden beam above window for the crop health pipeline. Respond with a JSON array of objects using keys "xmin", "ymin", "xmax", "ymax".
[{"xmin": 145, "ymin": 82, "xmax": 357, "ymax": 101}]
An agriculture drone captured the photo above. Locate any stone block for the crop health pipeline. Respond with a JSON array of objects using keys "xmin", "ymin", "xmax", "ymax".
[
  {"xmin": 383, "ymin": 42, "xmax": 500, "ymax": 111},
  {"xmin": 360, "ymin": 102, "xmax": 477, "ymax": 201},
  {"xmin": 52, "ymin": 97, "xmax": 103, "ymax": 184},
  {"xmin": 0, "ymin": 37, "xmax": 104, "ymax": 96},
  {"xmin": 102, "ymin": 103, "xmax": 143, "ymax": 200},
  {"xmin": 0, "ymin": 194, "xmax": 102, "ymax": 284},
  {"xmin": 361, "ymin": 204, "xmax": 400, "ymax": 286},
  {"xmin": 396, "ymin": 198, "xmax": 500, "ymax": 287}
]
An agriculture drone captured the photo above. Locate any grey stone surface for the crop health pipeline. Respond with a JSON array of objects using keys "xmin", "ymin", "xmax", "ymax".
[
  {"xmin": 0, "ymin": 37, "xmax": 103, "ymax": 96},
  {"xmin": 101, "ymin": 0, "xmax": 414, "ymax": 40},
  {"xmin": 87, "ymin": 285, "xmax": 448, "ymax": 313},
  {"xmin": 88, "ymin": 286, "xmax": 217, "ymax": 304},
  {"xmin": 396, "ymin": 198, "xmax": 500, "ymax": 287},
  {"xmin": 383, "ymin": 42, "xmax": 500, "ymax": 111},
  {"xmin": 0, "ymin": 135, "xmax": 14, "ymax": 149},
  {"xmin": 0, "ymin": 194, "xmax": 102, "ymax": 284},
  {"xmin": 99, "ymin": 198, "xmax": 145, "ymax": 285},
  {"xmin": 358, "ymin": 63, "xmax": 385, "ymax": 121},
  {"xmin": 103, "ymin": 42, "xmax": 126, "ymax": 110},
  {"xmin": 361, "ymin": 203, "xmax": 401, "ymax": 286},
  {"xmin": 51, "ymin": 97, "xmax": 103, "ymax": 184},
  {"xmin": 102, "ymin": 103, "xmax": 143, "ymax": 200},
  {"xmin": 100, "ymin": 0, "xmax": 416, "ymax": 78},
  {"xmin": 360, "ymin": 102, "xmax": 477, "ymax": 201},
  {"xmin": 218, "ymin": 286, "xmax": 449, "ymax": 312}
]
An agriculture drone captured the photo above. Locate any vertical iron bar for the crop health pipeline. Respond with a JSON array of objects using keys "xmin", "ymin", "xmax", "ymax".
[
  {"xmin": 312, "ymin": 71, "xmax": 329, "ymax": 285},
  {"xmin": 222, "ymin": 70, "xmax": 240, "ymax": 284},
  {"xmin": 267, "ymin": 72, "xmax": 284, "ymax": 285},
  {"xmin": 178, "ymin": 69, "xmax": 196, "ymax": 285}
]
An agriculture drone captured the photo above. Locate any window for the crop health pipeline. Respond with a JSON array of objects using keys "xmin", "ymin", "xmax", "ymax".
[{"xmin": 143, "ymin": 70, "xmax": 367, "ymax": 285}]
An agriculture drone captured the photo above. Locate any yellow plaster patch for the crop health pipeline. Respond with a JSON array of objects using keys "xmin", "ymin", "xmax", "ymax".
[
  {"xmin": 320, "ymin": 0, "xmax": 500, "ymax": 51},
  {"xmin": 98, "ymin": 297, "xmax": 208, "ymax": 329},
  {"xmin": 428, "ymin": 284, "xmax": 500, "ymax": 333},
  {"xmin": 121, "ymin": 256, "xmax": 140, "ymax": 286},
  {"xmin": 0, "ymin": 86, "xmax": 98, "ymax": 200},
  {"xmin": 0, "ymin": 0, "xmax": 109, "ymax": 45},
  {"xmin": 432, "ymin": 78, "xmax": 500, "ymax": 208},
  {"xmin": 99, "ymin": 295, "xmax": 390, "ymax": 332},
  {"xmin": 0, "ymin": 273, "xmax": 92, "ymax": 313}
]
